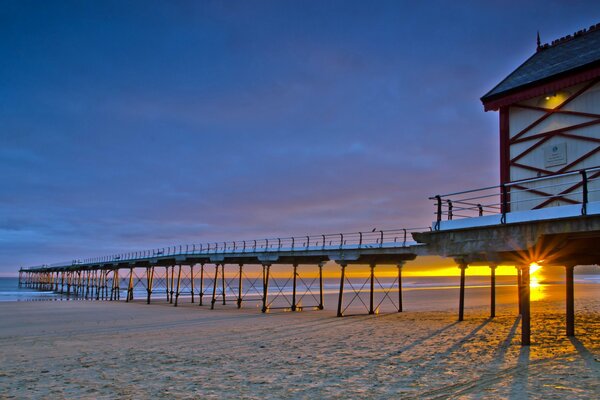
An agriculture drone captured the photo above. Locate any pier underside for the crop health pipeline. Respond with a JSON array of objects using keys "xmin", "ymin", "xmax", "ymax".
[{"xmin": 414, "ymin": 214, "xmax": 600, "ymax": 345}]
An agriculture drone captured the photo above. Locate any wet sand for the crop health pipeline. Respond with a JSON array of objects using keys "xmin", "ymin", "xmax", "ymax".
[{"xmin": 0, "ymin": 284, "xmax": 599, "ymax": 399}]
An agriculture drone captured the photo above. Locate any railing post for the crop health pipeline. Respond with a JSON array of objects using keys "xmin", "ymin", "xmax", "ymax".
[
  {"xmin": 501, "ymin": 184, "xmax": 508, "ymax": 224},
  {"xmin": 446, "ymin": 200, "xmax": 453, "ymax": 221},
  {"xmin": 477, "ymin": 204, "xmax": 483, "ymax": 217},
  {"xmin": 581, "ymin": 170, "xmax": 588, "ymax": 215},
  {"xmin": 434, "ymin": 195, "xmax": 442, "ymax": 231}
]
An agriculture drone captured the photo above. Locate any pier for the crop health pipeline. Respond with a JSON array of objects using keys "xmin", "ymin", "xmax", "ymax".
[{"xmin": 18, "ymin": 168, "xmax": 600, "ymax": 346}]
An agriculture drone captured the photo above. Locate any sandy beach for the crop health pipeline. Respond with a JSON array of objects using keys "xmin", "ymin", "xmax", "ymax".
[{"xmin": 1, "ymin": 284, "xmax": 599, "ymax": 399}]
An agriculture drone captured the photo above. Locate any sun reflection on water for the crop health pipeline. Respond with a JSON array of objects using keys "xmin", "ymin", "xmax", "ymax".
[{"xmin": 529, "ymin": 263, "xmax": 545, "ymax": 301}]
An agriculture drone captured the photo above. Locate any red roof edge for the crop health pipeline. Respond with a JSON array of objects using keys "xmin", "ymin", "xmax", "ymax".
[{"xmin": 482, "ymin": 65, "xmax": 600, "ymax": 111}]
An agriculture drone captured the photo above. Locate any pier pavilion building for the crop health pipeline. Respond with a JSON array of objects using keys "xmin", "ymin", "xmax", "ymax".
[{"xmin": 482, "ymin": 24, "xmax": 600, "ymax": 212}]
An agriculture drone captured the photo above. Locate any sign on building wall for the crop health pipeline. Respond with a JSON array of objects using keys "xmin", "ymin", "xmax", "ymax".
[{"xmin": 544, "ymin": 143, "xmax": 567, "ymax": 168}]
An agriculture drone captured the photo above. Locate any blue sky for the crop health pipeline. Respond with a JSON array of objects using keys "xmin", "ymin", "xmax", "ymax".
[{"xmin": 1, "ymin": 1, "xmax": 599, "ymax": 274}]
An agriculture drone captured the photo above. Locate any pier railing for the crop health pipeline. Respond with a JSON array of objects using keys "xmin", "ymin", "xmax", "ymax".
[
  {"xmin": 26, "ymin": 227, "xmax": 427, "ymax": 270},
  {"xmin": 430, "ymin": 166, "xmax": 600, "ymax": 230}
]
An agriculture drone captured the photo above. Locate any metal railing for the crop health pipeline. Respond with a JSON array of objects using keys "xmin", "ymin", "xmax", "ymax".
[
  {"xmin": 24, "ymin": 227, "xmax": 428, "ymax": 270},
  {"xmin": 430, "ymin": 167, "xmax": 600, "ymax": 230}
]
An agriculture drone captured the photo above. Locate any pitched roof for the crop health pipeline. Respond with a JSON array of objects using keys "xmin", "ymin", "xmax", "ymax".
[{"xmin": 481, "ymin": 23, "xmax": 600, "ymax": 110}]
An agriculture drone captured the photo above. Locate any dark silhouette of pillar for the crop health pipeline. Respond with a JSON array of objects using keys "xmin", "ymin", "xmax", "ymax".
[
  {"xmin": 337, "ymin": 264, "xmax": 347, "ymax": 317},
  {"xmin": 521, "ymin": 265, "xmax": 531, "ymax": 346},
  {"xmin": 458, "ymin": 262, "xmax": 468, "ymax": 321},
  {"xmin": 490, "ymin": 265, "xmax": 497, "ymax": 318},
  {"xmin": 565, "ymin": 264, "xmax": 575, "ymax": 337}
]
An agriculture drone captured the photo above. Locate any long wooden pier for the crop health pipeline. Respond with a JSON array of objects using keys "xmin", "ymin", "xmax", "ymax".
[
  {"xmin": 19, "ymin": 170, "xmax": 600, "ymax": 346},
  {"xmin": 19, "ymin": 229, "xmax": 426, "ymax": 317}
]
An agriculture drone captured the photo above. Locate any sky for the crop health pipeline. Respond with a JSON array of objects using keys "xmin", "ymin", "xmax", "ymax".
[{"xmin": 2, "ymin": 1, "xmax": 600, "ymax": 276}]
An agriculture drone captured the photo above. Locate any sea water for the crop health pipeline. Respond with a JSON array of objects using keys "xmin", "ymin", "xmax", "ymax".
[{"xmin": 3, "ymin": 275, "xmax": 598, "ymax": 302}]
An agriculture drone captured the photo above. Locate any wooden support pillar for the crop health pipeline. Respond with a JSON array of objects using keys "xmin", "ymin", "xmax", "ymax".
[
  {"xmin": 337, "ymin": 264, "xmax": 346, "ymax": 317},
  {"xmin": 73, "ymin": 271, "xmax": 79, "ymax": 297},
  {"xmin": 190, "ymin": 264, "xmax": 195, "ymax": 304},
  {"xmin": 111, "ymin": 270, "xmax": 117, "ymax": 301},
  {"xmin": 115, "ymin": 270, "xmax": 120, "ymax": 300},
  {"xmin": 95, "ymin": 270, "xmax": 98, "ymax": 298},
  {"xmin": 89, "ymin": 271, "xmax": 94, "ymax": 299},
  {"xmin": 221, "ymin": 264, "xmax": 227, "ymax": 305},
  {"xmin": 55, "ymin": 271, "xmax": 60, "ymax": 292},
  {"xmin": 164, "ymin": 267, "xmax": 169, "ymax": 301},
  {"xmin": 398, "ymin": 263, "xmax": 404, "ymax": 312},
  {"xmin": 520, "ymin": 265, "xmax": 531, "ymax": 346},
  {"xmin": 237, "ymin": 264, "xmax": 243, "ymax": 309},
  {"xmin": 67, "ymin": 272, "xmax": 72, "ymax": 296},
  {"xmin": 291, "ymin": 264, "xmax": 298, "ymax": 312},
  {"xmin": 369, "ymin": 263, "xmax": 376, "ymax": 315},
  {"xmin": 458, "ymin": 262, "xmax": 468, "ymax": 322},
  {"xmin": 108, "ymin": 271, "xmax": 113, "ymax": 300},
  {"xmin": 262, "ymin": 264, "xmax": 270, "ymax": 313},
  {"xmin": 490, "ymin": 265, "xmax": 497, "ymax": 318},
  {"xmin": 565, "ymin": 264, "xmax": 575, "ymax": 337},
  {"xmin": 127, "ymin": 268, "xmax": 134, "ymax": 302},
  {"xmin": 84, "ymin": 271, "xmax": 89, "ymax": 299},
  {"xmin": 516, "ymin": 267, "xmax": 522, "ymax": 315},
  {"xmin": 198, "ymin": 264, "xmax": 204, "ymax": 306},
  {"xmin": 318, "ymin": 262, "xmax": 324, "ymax": 310},
  {"xmin": 60, "ymin": 271, "xmax": 65, "ymax": 294},
  {"xmin": 211, "ymin": 264, "xmax": 219, "ymax": 310},
  {"xmin": 95, "ymin": 271, "xmax": 100, "ymax": 300},
  {"xmin": 169, "ymin": 266, "xmax": 175, "ymax": 304},
  {"xmin": 147, "ymin": 267, "xmax": 155, "ymax": 304},
  {"xmin": 103, "ymin": 270, "xmax": 108, "ymax": 300},
  {"xmin": 103, "ymin": 271, "xmax": 108, "ymax": 300},
  {"xmin": 174, "ymin": 265, "xmax": 182, "ymax": 307}
]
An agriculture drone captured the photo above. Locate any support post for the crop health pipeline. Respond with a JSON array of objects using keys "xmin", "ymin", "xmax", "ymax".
[
  {"xmin": 291, "ymin": 264, "xmax": 298, "ymax": 312},
  {"xmin": 147, "ymin": 267, "xmax": 154, "ymax": 304},
  {"xmin": 520, "ymin": 265, "xmax": 531, "ymax": 346},
  {"xmin": 262, "ymin": 264, "xmax": 270, "ymax": 313},
  {"xmin": 318, "ymin": 262, "xmax": 324, "ymax": 310},
  {"xmin": 85, "ymin": 270, "xmax": 90, "ymax": 299},
  {"xmin": 165, "ymin": 266, "xmax": 170, "ymax": 302},
  {"xmin": 67, "ymin": 271, "xmax": 72, "ymax": 296},
  {"xmin": 198, "ymin": 264, "xmax": 204, "ymax": 306},
  {"xmin": 517, "ymin": 267, "xmax": 523, "ymax": 315},
  {"xmin": 174, "ymin": 265, "xmax": 182, "ymax": 307},
  {"xmin": 337, "ymin": 264, "xmax": 346, "ymax": 317},
  {"xmin": 169, "ymin": 266, "xmax": 175, "ymax": 304},
  {"xmin": 211, "ymin": 264, "xmax": 219, "ymax": 310},
  {"xmin": 222, "ymin": 264, "xmax": 226, "ymax": 305},
  {"xmin": 369, "ymin": 263, "xmax": 376, "ymax": 315},
  {"xmin": 458, "ymin": 262, "xmax": 467, "ymax": 321},
  {"xmin": 566, "ymin": 264, "xmax": 575, "ymax": 337},
  {"xmin": 237, "ymin": 264, "xmax": 243, "ymax": 309},
  {"xmin": 490, "ymin": 264, "xmax": 497, "ymax": 318},
  {"xmin": 96, "ymin": 270, "xmax": 100, "ymax": 300},
  {"xmin": 127, "ymin": 268, "xmax": 134, "ymax": 302},
  {"xmin": 398, "ymin": 263, "xmax": 404, "ymax": 312},
  {"xmin": 190, "ymin": 264, "xmax": 195, "ymax": 303}
]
